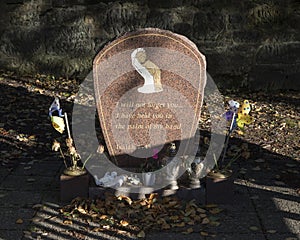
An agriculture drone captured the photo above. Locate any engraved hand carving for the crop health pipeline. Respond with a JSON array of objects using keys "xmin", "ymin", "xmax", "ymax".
[{"xmin": 131, "ymin": 48, "xmax": 163, "ymax": 93}]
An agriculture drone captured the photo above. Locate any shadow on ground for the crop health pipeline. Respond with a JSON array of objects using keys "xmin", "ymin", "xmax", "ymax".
[{"xmin": 0, "ymin": 81, "xmax": 299, "ymax": 240}]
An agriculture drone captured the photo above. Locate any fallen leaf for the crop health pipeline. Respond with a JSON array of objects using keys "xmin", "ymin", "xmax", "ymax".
[
  {"xmin": 161, "ymin": 223, "xmax": 171, "ymax": 229},
  {"xmin": 92, "ymin": 227, "xmax": 103, "ymax": 232},
  {"xmin": 32, "ymin": 204, "xmax": 43, "ymax": 209},
  {"xmin": 249, "ymin": 226, "xmax": 259, "ymax": 231},
  {"xmin": 120, "ymin": 220, "xmax": 129, "ymax": 227},
  {"xmin": 77, "ymin": 207, "xmax": 87, "ymax": 214},
  {"xmin": 254, "ymin": 159, "xmax": 265, "ymax": 163},
  {"xmin": 118, "ymin": 196, "xmax": 132, "ymax": 205},
  {"xmin": 183, "ymin": 227, "xmax": 193, "ymax": 234},
  {"xmin": 200, "ymin": 231, "xmax": 209, "ymax": 236},
  {"xmin": 28, "ymin": 135, "xmax": 36, "ymax": 140},
  {"xmin": 99, "ymin": 215, "xmax": 108, "ymax": 219},
  {"xmin": 205, "ymin": 204, "xmax": 218, "ymax": 208},
  {"xmin": 26, "ymin": 178, "xmax": 36, "ymax": 182},
  {"xmin": 208, "ymin": 216, "xmax": 219, "ymax": 221},
  {"xmin": 210, "ymin": 221, "xmax": 220, "ymax": 226},
  {"xmin": 196, "ymin": 207, "xmax": 206, "ymax": 213},
  {"xmin": 285, "ymin": 163, "xmax": 296, "ymax": 168},
  {"xmin": 149, "ymin": 193, "xmax": 158, "ymax": 201},
  {"xmin": 137, "ymin": 230, "xmax": 145, "ymax": 238},
  {"xmin": 209, "ymin": 208, "xmax": 222, "ymax": 214},
  {"xmin": 174, "ymin": 222, "xmax": 185, "ymax": 227},
  {"xmin": 169, "ymin": 215, "xmax": 179, "ymax": 221},
  {"xmin": 202, "ymin": 218, "xmax": 210, "ymax": 224},
  {"xmin": 63, "ymin": 220, "xmax": 73, "ymax": 225},
  {"xmin": 187, "ymin": 220, "xmax": 195, "ymax": 225},
  {"xmin": 252, "ymin": 166, "xmax": 261, "ymax": 171},
  {"xmin": 267, "ymin": 230, "xmax": 277, "ymax": 233},
  {"xmin": 16, "ymin": 218, "xmax": 23, "ymax": 224}
]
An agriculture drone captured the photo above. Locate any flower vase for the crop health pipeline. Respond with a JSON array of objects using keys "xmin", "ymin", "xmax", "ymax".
[
  {"xmin": 142, "ymin": 172, "xmax": 156, "ymax": 186},
  {"xmin": 206, "ymin": 170, "xmax": 234, "ymax": 204}
]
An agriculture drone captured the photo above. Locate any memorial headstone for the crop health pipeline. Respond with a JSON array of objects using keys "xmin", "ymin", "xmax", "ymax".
[{"xmin": 93, "ymin": 28, "xmax": 206, "ymax": 168}]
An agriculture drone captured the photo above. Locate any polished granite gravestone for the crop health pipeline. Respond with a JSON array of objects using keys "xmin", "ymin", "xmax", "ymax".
[{"xmin": 93, "ymin": 28, "xmax": 206, "ymax": 168}]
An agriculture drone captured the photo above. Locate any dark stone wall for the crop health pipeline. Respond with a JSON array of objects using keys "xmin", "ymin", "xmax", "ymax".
[{"xmin": 0, "ymin": 0, "xmax": 299, "ymax": 90}]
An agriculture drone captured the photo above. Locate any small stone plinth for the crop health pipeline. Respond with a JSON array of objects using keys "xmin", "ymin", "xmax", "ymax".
[
  {"xmin": 205, "ymin": 175, "xmax": 234, "ymax": 204},
  {"xmin": 60, "ymin": 173, "xmax": 90, "ymax": 203}
]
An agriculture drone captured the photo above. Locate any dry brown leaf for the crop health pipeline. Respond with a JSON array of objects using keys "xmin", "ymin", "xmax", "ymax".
[
  {"xmin": 183, "ymin": 227, "xmax": 194, "ymax": 234},
  {"xmin": 168, "ymin": 201, "xmax": 179, "ymax": 207},
  {"xmin": 120, "ymin": 220, "xmax": 129, "ymax": 226},
  {"xmin": 16, "ymin": 218, "xmax": 23, "ymax": 224},
  {"xmin": 137, "ymin": 230, "xmax": 145, "ymax": 238},
  {"xmin": 184, "ymin": 209, "xmax": 195, "ymax": 217},
  {"xmin": 161, "ymin": 223, "xmax": 171, "ymax": 230},
  {"xmin": 249, "ymin": 226, "xmax": 259, "ymax": 231},
  {"xmin": 200, "ymin": 231, "xmax": 209, "ymax": 236},
  {"xmin": 196, "ymin": 207, "xmax": 206, "ymax": 213},
  {"xmin": 210, "ymin": 221, "xmax": 220, "ymax": 227},
  {"xmin": 77, "ymin": 207, "xmax": 87, "ymax": 214},
  {"xmin": 202, "ymin": 218, "xmax": 210, "ymax": 224},
  {"xmin": 149, "ymin": 193, "xmax": 158, "ymax": 201},
  {"xmin": 174, "ymin": 222, "xmax": 185, "ymax": 227},
  {"xmin": 209, "ymin": 208, "xmax": 222, "ymax": 214},
  {"xmin": 63, "ymin": 220, "xmax": 73, "ymax": 225},
  {"xmin": 205, "ymin": 204, "xmax": 218, "ymax": 208},
  {"xmin": 139, "ymin": 199, "xmax": 148, "ymax": 206},
  {"xmin": 157, "ymin": 218, "xmax": 167, "ymax": 225},
  {"xmin": 169, "ymin": 215, "xmax": 179, "ymax": 221},
  {"xmin": 107, "ymin": 209, "xmax": 115, "ymax": 215},
  {"xmin": 118, "ymin": 195, "xmax": 133, "ymax": 205},
  {"xmin": 92, "ymin": 227, "xmax": 104, "ymax": 232},
  {"xmin": 32, "ymin": 204, "xmax": 43, "ymax": 209}
]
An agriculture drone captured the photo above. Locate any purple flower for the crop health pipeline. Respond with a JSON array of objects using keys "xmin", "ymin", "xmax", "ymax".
[
  {"xmin": 224, "ymin": 110, "xmax": 234, "ymax": 121},
  {"xmin": 152, "ymin": 148, "xmax": 159, "ymax": 159}
]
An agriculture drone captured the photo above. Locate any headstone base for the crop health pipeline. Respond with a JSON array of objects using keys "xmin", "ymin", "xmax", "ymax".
[{"xmin": 89, "ymin": 184, "xmax": 206, "ymax": 204}]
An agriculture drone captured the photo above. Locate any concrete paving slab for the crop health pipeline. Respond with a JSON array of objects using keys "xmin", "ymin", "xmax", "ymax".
[
  {"xmin": 0, "ymin": 190, "xmax": 42, "ymax": 208},
  {"xmin": 0, "ymin": 169, "xmax": 10, "ymax": 183},
  {"xmin": 0, "ymin": 207, "xmax": 35, "ymax": 230},
  {"xmin": 0, "ymin": 229, "xmax": 24, "ymax": 240},
  {"xmin": 205, "ymin": 211, "xmax": 262, "ymax": 234},
  {"xmin": 205, "ymin": 233, "xmax": 266, "ymax": 240},
  {"xmin": 146, "ymin": 232, "xmax": 205, "ymax": 240},
  {"xmin": 253, "ymin": 196, "xmax": 300, "ymax": 214},
  {"xmin": 0, "ymin": 175, "xmax": 55, "ymax": 191},
  {"xmin": 265, "ymin": 233, "xmax": 300, "ymax": 240},
  {"xmin": 41, "ymin": 190, "xmax": 60, "ymax": 204},
  {"xmin": 12, "ymin": 162, "xmax": 62, "ymax": 177},
  {"xmin": 259, "ymin": 211, "xmax": 300, "ymax": 235}
]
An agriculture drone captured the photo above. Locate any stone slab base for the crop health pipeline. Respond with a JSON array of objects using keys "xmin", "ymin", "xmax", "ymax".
[
  {"xmin": 60, "ymin": 173, "xmax": 90, "ymax": 203},
  {"xmin": 89, "ymin": 184, "xmax": 206, "ymax": 204}
]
